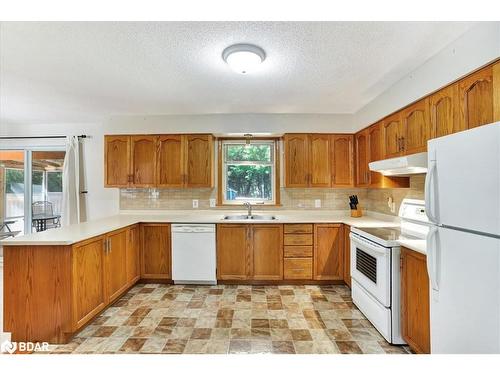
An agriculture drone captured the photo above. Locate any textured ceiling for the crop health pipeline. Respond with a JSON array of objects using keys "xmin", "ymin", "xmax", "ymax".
[{"xmin": 0, "ymin": 21, "xmax": 474, "ymax": 124}]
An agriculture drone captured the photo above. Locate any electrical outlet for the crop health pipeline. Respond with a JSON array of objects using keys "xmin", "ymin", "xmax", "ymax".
[
  {"xmin": 192, "ymin": 199, "xmax": 199, "ymax": 209},
  {"xmin": 314, "ymin": 199, "xmax": 321, "ymax": 208},
  {"xmin": 209, "ymin": 198, "xmax": 216, "ymax": 208}
]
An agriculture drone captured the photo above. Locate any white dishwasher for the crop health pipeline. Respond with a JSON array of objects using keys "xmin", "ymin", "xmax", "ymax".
[{"xmin": 171, "ymin": 224, "xmax": 217, "ymax": 285}]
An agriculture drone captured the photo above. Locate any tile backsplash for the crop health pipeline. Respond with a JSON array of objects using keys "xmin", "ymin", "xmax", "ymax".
[{"xmin": 119, "ymin": 175, "xmax": 424, "ymax": 215}]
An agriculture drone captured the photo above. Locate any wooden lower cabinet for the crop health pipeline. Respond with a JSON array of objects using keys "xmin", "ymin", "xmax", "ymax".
[
  {"xmin": 313, "ymin": 224, "xmax": 344, "ymax": 281},
  {"xmin": 126, "ymin": 224, "xmax": 141, "ymax": 285},
  {"xmin": 343, "ymin": 225, "xmax": 351, "ymax": 287},
  {"xmin": 284, "ymin": 258, "xmax": 313, "ymax": 280},
  {"xmin": 217, "ymin": 224, "xmax": 250, "ymax": 280},
  {"xmin": 72, "ymin": 236, "xmax": 107, "ymax": 330},
  {"xmin": 140, "ymin": 223, "xmax": 172, "ymax": 280},
  {"xmin": 104, "ymin": 228, "xmax": 129, "ymax": 303},
  {"xmin": 401, "ymin": 246, "xmax": 431, "ymax": 354},
  {"xmin": 216, "ymin": 224, "xmax": 283, "ymax": 281},
  {"xmin": 252, "ymin": 224, "xmax": 283, "ymax": 280}
]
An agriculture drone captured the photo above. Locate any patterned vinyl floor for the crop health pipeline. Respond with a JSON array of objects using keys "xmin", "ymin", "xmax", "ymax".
[{"xmin": 47, "ymin": 284, "xmax": 411, "ymax": 354}]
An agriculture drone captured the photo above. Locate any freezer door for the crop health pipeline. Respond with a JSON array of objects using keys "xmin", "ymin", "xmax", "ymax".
[
  {"xmin": 426, "ymin": 122, "xmax": 500, "ymax": 236},
  {"xmin": 429, "ymin": 226, "xmax": 500, "ymax": 353}
]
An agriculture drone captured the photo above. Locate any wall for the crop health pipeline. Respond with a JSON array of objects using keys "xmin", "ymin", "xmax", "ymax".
[{"xmin": 353, "ymin": 22, "xmax": 500, "ymax": 129}]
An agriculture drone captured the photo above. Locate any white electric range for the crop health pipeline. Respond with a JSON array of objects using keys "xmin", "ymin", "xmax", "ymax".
[{"xmin": 349, "ymin": 199, "xmax": 429, "ymax": 345}]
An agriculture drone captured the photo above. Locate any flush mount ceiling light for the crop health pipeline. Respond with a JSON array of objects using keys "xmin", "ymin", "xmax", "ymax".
[{"xmin": 222, "ymin": 44, "xmax": 266, "ymax": 74}]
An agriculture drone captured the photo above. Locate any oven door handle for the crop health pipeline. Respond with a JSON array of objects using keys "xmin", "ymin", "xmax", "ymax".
[{"xmin": 350, "ymin": 233, "xmax": 389, "ymax": 255}]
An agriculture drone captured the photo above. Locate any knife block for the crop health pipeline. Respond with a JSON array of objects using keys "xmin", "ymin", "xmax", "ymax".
[{"xmin": 350, "ymin": 207, "xmax": 362, "ymax": 218}]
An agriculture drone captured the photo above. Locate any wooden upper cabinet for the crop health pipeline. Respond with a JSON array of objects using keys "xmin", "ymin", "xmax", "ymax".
[
  {"xmin": 429, "ymin": 83, "xmax": 462, "ymax": 138},
  {"xmin": 217, "ymin": 224, "xmax": 250, "ymax": 280},
  {"xmin": 130, "ymin": 135, "xmax": 157, "ymax": 187},
  {"xmin": 309, "ymin": 134, "xmax": 331, "ymax": 187},
  {"xmin": 157, "ymin": 135, "xmax": 184, "ymax": 188},
  {"xmin": 72, "ymin": 236, "xmax": 106, "ymax": 329},
  {"xmin": 313, "ymin": 224, "xmax": 343, "ymax": 281},
  {"xmin": 104, "ymin": 135, "xmax": 130, "ymax": 187},
  {"xmin": 104, "ymin": 228, "xmax": 129, "ymax": 303},
  {"xmin": 252, "ymin": 224, "xmax": 283, "ymax": 280},
  {"xmin": 331, "ymin": 135, "xmax": 354, "ymax": 187},
  {"xmin": 382, "ymin": 112, "xmax": 403, "ymax": 158},
  {"xmin": 141, "ymin": 224, "xmax": 171, "ymax": 279},
  {"xmin": 401, "ymin": 247, "xmax": 430, "ymax": 354},
  {"xmin": 284, "ymin": 134, "xmax": 309, "ymax": 187},
  {"xmin": 185, "ymin": 134, "xmax": 214, "ymax": 188},
  {"xmin": 401, "ymin": 98, "xmax": 432, "ymax": 155},
  {"xmin": 355, "ymin": 130, "xmax": 370, "ymax": 187},
  {"xmin": 459, "ymin": 65, "xmax": 494, "ymax": 130},
  {"xmin": 368, "ymin": 123, "xmax": 383, "ymax": 187}
]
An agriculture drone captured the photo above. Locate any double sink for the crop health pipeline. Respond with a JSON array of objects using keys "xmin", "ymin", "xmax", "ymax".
[{"xmin": 223, "ymin": 214, "xmax": 277, "ymax": 221}]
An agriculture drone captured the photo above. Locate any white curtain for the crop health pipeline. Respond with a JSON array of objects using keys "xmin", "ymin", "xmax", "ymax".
[{"xmin": 62, "ymin": 136, "xmax": 80, "ymax": 226}]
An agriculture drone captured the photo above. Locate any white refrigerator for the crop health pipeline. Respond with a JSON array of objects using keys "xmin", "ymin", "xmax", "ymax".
[{"xmin": 425, "ymin": 122, "xmax": 500, "ymax": 353}]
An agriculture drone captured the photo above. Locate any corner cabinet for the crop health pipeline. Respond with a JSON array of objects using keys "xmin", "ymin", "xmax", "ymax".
[
  {"xmin": 216, "ymin": 224, "xmax": 283, "ymax": 281},
  {"xmin": 140, "ymin": 223, "xmax": 172, "ymax": 280},
  {"xmin": 401, "ymin": 246, "xmax": 430, "ymax": 354}
]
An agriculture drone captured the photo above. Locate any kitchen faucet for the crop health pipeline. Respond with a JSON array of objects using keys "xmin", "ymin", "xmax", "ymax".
[{"xmin": 243, "ymin": 202, "xmax": 252, "ymax": 218}]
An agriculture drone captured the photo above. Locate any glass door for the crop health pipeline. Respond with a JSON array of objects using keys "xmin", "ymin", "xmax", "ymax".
[
  {"xmin": 31, "ymin": 151, "xmax": 65, "ymax": 233},
  {"xmin": 0, "ymin": 150, "xmax": 26, "ymax": 237}
]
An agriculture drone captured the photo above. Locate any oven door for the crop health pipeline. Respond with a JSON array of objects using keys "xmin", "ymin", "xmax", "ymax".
[{"xmin": 350, "ymin": 232, "xmax": 391, "ymax": 307}]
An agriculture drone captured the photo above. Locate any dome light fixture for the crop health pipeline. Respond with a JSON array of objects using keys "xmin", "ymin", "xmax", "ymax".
[{"xmin": 222, "ymin": 44, "xmax": 266, "ymax": 74}]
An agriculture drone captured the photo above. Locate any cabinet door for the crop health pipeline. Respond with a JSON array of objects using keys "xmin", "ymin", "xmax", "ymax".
[
  {"xmin": 185, "ymin": 134, "xmax": 214, "ymax": 188},
  {"xmin": 126, "ymin": 224, "xmax": 141, "ymax": 286},
  {"xmin": 252, "ymin": 224, "xmax": 283, "ymax": 280},
  {"xmin": 459, "ymin": 65, "xmax": 494, "ymax": 130},
  {"xmin": 313, "ymin": 224, "xmax": 343, "ymax": 281},
  {"xmin": 284, "ymin": 134, "xmax": 309, "ymax": 187},
  {"xmin": 383, "ymin": 113, "xmax": 403, "ymax": 158},
  {"xmin": 217, "ymin": 224, "xmax": 250, "ymax": 280},
  {"xmin": 401, "ymin": 247, "xmax": 430, "ymax": 354},
  {"xmin": 355, "ymin": 130, "xmax": 369, "ymax": 187},
  {"xmin": 157, "ymin": 135, "xmax": 184, "ymax": 188},
  {"xmin": 104, "ymin": 135, "xmax": 130, "ymax": 187},
  {"xmin": 72, "ymin": 236, "xmax": 106, "ymax": 329},
  {"xmin": 343, "ymin": 225, "xmax": 351, "ymax": 288},
  {"xmin": 105, "ymin": 228, "xmax": 129, "ymax": 303},
  {"xmin": 331, "ymin": 135, "xmax": 354, "ymax": 187},
  {"xmin": 131, "ymin": 135, "xmax": 157, "ymax": 187},
  {"xmin": 368, "ymin": 123, "xmax": 383, "ymax": 187},
  {"xmin": 429, "ymin": 83, "xmax": 462, "ymax": 138},
  {"xmin": 401, "ymin": 98, "xmax": 432, "ymax": 155},
  {"xmin": 309, "ymin": 134, "xmax": 331, "ymax": 187},
  {"xmin": 141, "ymin": 224, "xmax": 171, "ymax": 279}
]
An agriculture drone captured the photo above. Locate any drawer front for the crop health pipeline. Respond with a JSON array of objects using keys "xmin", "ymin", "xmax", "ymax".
[
  {"xmin": 284, "ymin": 234, "xmax": 313, "ymax": 246},
  {"xmin": 284, "ymin": 258, "xmax": 313, "ymax": 280},
  {"xmin": 284, "ymin": 245, "xmax": 313, "ymax": 258},
  {"xmin": 284, "ymin": 224, "xmax": 313, "ymax": 234}
]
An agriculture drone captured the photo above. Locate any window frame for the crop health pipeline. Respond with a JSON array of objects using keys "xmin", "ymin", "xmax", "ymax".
[{"xmin": 217, "ymin": 138, "xmax": 280, "ymax": 206}]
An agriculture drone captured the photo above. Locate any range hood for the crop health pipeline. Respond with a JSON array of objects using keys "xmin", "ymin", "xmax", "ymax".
[{"xmin": 369, "ymin": 152, "xmax": 428, "ymax": 176}]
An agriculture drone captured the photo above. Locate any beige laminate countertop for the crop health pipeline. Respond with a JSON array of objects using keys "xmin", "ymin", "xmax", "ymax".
[{"xmin": 1, "ymin": 209, "xmax": 403, "ymax": 246}]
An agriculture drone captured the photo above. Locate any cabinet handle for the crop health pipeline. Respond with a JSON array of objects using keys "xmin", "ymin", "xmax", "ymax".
[
  {"xmin": 108, "ymin": 238, "xmax": 111, "ymax": 253},
  {"xmin": 401, "ymin": 137, "xmax": 405, "ymax": 151},
  {"xmin": 103, "ymin": 240, "xmax": 107, "ymax": 253}
]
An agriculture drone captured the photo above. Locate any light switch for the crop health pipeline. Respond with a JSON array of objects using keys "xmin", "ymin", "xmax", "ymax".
[
  {"xmin": 209, "ymin": 198, "xmax": 216, "ymax": 208},
  {"xmin": 314, "ymin": 199, "xmax": 321, "ymax": 208}
]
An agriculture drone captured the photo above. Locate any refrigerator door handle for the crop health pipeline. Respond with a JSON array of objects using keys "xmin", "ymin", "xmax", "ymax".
[
  {"xmin": 425, "ymin": 159, "xmax": 438, "ymax": 224},
  {"xmin": 426, "ymin": 226, "xmax": 439, "ymax": 291}
]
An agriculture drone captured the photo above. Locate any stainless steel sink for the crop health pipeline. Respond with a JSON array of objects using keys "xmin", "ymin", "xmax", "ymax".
[{"xmin": 223, "ymin": 214, "xmax": 277, "ymax": 221}]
